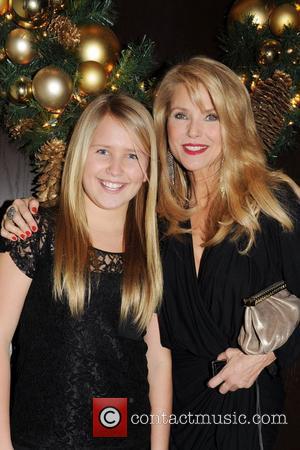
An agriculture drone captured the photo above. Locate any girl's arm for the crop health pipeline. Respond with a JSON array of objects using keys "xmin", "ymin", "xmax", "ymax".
[
  {"xmin": 144, "ymin": 313, "xmax": 172, "ymax": 450},
  {"xmin": 0, "ymin": 252, "xmax": 32, "ymax": 449}
]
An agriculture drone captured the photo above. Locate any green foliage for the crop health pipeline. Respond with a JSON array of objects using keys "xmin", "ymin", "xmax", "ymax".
[
  {"xmin": 220, "ymin": 5, "xmax": 300, "ymax": 157},
  {"xmin": 67, "ymin": 0, "xmax": 118, "ymax": 27},
  {"xmin": 108, "ymin": 36, "xmax": 157, "ymax": 106},
  {"xmin": 0, "ymin": 1, "xmax": 157, "ymax": 157}
]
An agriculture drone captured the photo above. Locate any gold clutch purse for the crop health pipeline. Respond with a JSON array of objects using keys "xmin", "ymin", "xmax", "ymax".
[{"xmin": 238, "ymin": 281, "xmax": 300, "ymax": 355}]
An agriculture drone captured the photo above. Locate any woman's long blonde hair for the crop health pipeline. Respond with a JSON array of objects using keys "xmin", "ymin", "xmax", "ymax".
[
  {"xmin": 154, "ymin": 56, "xmax": 299, "ymax": 252},
  {"xmin": 54, "ymin": 93, "xmax": 162, "ymax": 330}
]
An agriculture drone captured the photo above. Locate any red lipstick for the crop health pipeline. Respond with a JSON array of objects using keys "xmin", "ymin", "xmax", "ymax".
[{"xmin": 182, "ymin": 144, "xmax": 209, "ymax": 155}]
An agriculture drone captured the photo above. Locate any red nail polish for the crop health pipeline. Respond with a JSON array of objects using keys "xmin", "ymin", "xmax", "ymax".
[
  {"xmin": 31, "ymin": 225, "xmax": 37, "ymax": 232},
  {"xmin": 20, "ymin": 234, "xmax": 26, "ymax": 240},
  {"xmin": 25, "ymin": 230, "xmax": 31, "ymax": 237},
  {"xmin": 12, "ymin": 235, "xmax": 17, "ymax": 241},
  {"xmin": 31, "ymin": 207, "xmax": 37, "ymax": 213}
]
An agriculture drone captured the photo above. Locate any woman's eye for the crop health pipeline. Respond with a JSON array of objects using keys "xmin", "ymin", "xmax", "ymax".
[
  {"xmin": 97, "ymin": 148, "xmax": 108, "ymax": 155},
  {"xmin": 174, "ymin": 112, "xmax": 188, "ymax": 120},
  {"xmin": 128, "ymin": 153, "xmax": 138, "ymax": 160},
  {"xmin": 205, "ymin": 113, "xmax": 219, "ymax": 122}
]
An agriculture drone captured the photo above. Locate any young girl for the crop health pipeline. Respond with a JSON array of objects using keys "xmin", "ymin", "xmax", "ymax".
[{"xmin": 0, "ymin": 93, "xmax": 171, "ymax": 449}]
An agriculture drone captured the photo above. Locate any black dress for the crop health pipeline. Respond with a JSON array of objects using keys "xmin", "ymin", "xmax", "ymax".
[
  {"xmin": 0, "ymin": 208, "xmax": 150, "ymax": 450},
  {"xmin": 159, "ymin": 189, "xmax": 300, "ymax": 450}
]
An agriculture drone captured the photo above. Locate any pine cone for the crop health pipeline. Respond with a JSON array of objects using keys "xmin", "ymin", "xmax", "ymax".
[
  {"xmin": 35, "ymin": 138, "xmax": 66, "ymax": 204},
  {"xmin": 251, "ymin": 71, "xmax": 293, "ymax": 153},
  {"xmin": 8, "ymin": 118, "xmax": 35, "ymax": 139},
  {"xmin": 48, "ymin": 15, "xmax": 81, "ymax": 50}
]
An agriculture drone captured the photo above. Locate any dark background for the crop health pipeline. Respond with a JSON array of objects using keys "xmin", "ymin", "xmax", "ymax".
[
  {"xmin": 114, "ymin": 0, "xmax": 232, "ymax": 64},
  {"xmin": 1, "ymin": 2, "xmax": 299, "ymax": 447}
]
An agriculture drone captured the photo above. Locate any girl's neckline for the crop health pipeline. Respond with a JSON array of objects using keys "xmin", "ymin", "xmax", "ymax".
[{"xmin": 91, "ymin": 246, "xmax": 124, "ymax": 256}]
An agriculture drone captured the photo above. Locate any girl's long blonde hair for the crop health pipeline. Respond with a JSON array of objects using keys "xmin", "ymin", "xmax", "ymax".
[
  {"xmin": 154, "ymin": 56, "xmax": 299, "ymax": 252},
  {"xmin": 54, "ymin": 93, "xmax": 162, "ymax": 330}
]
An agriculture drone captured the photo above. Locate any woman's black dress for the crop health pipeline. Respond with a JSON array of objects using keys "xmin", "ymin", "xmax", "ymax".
[
  {"xmin": 159, "ymin": 190, "xmax": 300, "ymax": 450},
  {"xmin": 0, "ymin": 208, "xmax": 150, "ymax": 449}
]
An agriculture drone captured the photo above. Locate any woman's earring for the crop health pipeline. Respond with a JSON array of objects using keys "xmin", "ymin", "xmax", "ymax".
[
  {"xmin": 220, "ymin": 158, "xmax": 225, "ymax": 197},
  {"xmin": 167, "ymin": 150, "xmax": 175, "ymax": 185}
]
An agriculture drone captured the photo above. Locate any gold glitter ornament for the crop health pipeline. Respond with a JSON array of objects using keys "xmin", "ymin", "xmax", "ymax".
[
  {"xmin": 35, "ymin": 138, "xmax": 66, "ymax": 203},
  {"xmin": 78, "ymin": 61, "xmax": 106, "ymax": 94},
  {"xmin": 9, "ymin": 117, "xmax": 35, "ymax": 138},
  {"xmin": 258, "ymin": 39, "xmax": 281, "ymax": 65},
  {"xmin": 269, "ymin": 3, "xmax": 300, "ymax": 36},
  {"xmin": 9, "ymin": 76, "xmax": 32, "ymax": 103},
  {"xmin": 5, "ymin": 28, "xmax": 36, "ymax": 65},
  {"xmin": 48, "ymin": 15, "xmax": 80, "ymax": 49},
  {"xmin": 32, "ymin": 66, "xmax": 73, "ymax": 112}
]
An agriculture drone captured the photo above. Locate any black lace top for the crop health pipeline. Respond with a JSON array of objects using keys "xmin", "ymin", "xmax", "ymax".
[{"xmin": 0, "ymin": 208, "xmax": 150, "ymax": 449}]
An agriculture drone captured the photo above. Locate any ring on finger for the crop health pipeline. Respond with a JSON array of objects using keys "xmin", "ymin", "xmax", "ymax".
[{"xmin": 7, "ymin": 206, "xmax": 17, "ymax": 221}]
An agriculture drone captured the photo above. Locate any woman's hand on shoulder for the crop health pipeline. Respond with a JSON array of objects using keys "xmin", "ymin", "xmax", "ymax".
[
  {"xmin": 207, "ymin": 347, "xmax": 276, "ymax": 394},
  {"xmin": 1, "ymin": 198, "xmax": 39, "ymax": 241}
]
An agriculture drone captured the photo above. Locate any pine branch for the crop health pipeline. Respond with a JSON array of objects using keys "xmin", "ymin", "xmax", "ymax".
[
  {"xmin": 68, "ymin": 0, "xmax": 118, "ymax": 27},
  {"xmin": 219, "ymin": 16, "xmax": 270, "ymax": 73},
  {"xmin": 37, "ymin": 37, "xmax": 79, "ymax": 75},
  {"xmin": 0, "ymin": 19, "xmax": 14, "ymax": 46},
  {"xmin": 108, "ymin": 36, "xmax": 157, "ymax": 105}
]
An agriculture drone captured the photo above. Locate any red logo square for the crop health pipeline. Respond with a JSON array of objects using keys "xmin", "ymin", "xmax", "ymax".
[{"xmin": 93, "ymin": 397, "xmax": 128, "ymax": 437}]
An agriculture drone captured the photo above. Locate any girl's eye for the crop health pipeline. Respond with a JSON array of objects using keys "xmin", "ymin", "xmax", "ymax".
[
  {"xmin": 205, "ymin": 113, "xmax": 219, "ymax": 122},
  {"xmin": 97, "ymin": 148, "xmax": 108, "ymax": 155},
  {"xmin": 174, "ymin": 112, "xmax": 188, "ymax": 120},
  {"xmin": 128, "ymin": 153, "xmax": 138, "ymax": 160}
]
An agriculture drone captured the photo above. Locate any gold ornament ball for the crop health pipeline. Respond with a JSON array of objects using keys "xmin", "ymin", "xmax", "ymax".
[
  {"xmin": 228, "ymin": 0, "xmax": 273, "ymax": 28},
  {"xmin": 0, "ymin": 0, "xmax": 9, "ymax": 15},
  {"xmin": 11, "ymin": 0, "xmax": 51, "ymax": 29},
  {"xmin": 269, "ymin": 3, "xmax": 300, "ymax": 36},
  {"xmin": 258, "ymin": 39, "xmax": 281, "ymax": 65},
  {"xmin": 9, "ymin": 76, "xmax": 32, "ymax": 103},
  {"xmin": 78, "ymin": 24, "xmax": 120, "ymax": 72},
  {"xmin": 32, "ymin": 66, "xmax": 73, "ymax": 112},
  {"xmin": 78, "ymin": 61, "xmax": 107, "ymax": 95},
  {"xmin": 5, "ymin": 28, "xmax": 36, "ymax": 65}
]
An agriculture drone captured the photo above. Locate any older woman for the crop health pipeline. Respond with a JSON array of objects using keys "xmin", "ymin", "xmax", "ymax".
[{"xmin": 153, "ymin": 56, "xmax": 300, "ymax": 450}]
